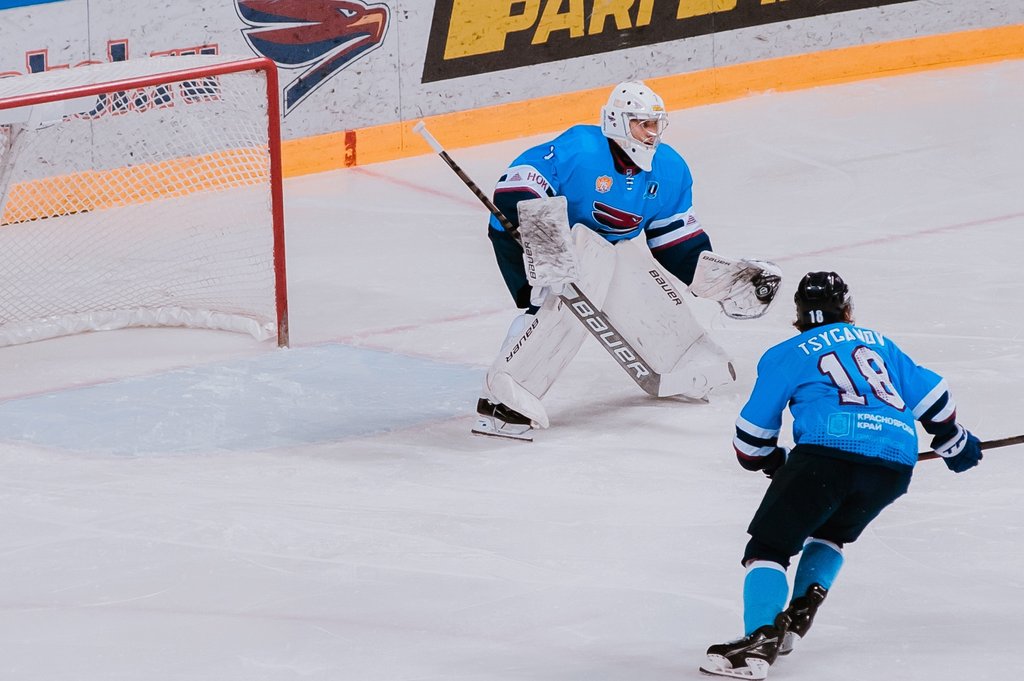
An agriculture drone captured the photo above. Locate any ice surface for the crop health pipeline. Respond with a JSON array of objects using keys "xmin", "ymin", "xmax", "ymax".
[{"xmin": 1, "ymin": 60, "xmax": 1022, "ymax": 680}]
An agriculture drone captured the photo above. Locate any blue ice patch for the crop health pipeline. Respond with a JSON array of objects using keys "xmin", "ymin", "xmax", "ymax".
[
  {"xmin": 0, "ymin": 0, "xmax": 64, "ymax": 9},
  {"xmin": 0, "ymin": 344, "xmax": 483, "ymax": 455}
]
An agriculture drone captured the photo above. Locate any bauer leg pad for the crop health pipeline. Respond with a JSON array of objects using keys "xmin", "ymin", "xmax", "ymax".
[
  {"xmin": 479, "ymin": 225, "xmax": 618, "ymax": 427},
  {"xmin": 602, "ymin": 237, "xmax": 736, "ymax": 399}
]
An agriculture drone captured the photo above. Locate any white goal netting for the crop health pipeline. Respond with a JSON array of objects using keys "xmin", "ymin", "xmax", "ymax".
[{"xmin": 0, "ymin": 55, "xmax": 288, "ymax": 347}]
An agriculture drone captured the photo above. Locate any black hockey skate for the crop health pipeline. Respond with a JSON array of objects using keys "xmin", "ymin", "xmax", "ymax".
[
  {"xmin": 700, "ymin": 612, "xmax": 790, "ymax": 680},
  {"xmin": 471, "ymin": 398, "xmax": 534, "ymax": 441},
  {"xmin": 779, "ymin": 583, "xmax": 828, "ymax": 655}
]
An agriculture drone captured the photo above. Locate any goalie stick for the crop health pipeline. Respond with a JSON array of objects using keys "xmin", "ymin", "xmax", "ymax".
[
  {"xmin": 917, "ymin": 433, "xmax": 1024, "ymax": 461},
  {"xmin": 414, "ymin": 120, "xmax": 671, "ymax": 397}
]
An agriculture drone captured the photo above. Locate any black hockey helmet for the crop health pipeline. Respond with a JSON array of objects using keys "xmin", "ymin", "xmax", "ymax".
[{"xmin": 794, "ymin": 271, "xmax": 851, "ymax": 330}]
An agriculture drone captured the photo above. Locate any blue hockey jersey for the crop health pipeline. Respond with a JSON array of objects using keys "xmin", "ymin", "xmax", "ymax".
[
  {"xmin": 489, "ymin": 125, "xmax": 709, "ymax": 287},
  {"xmin": 734, "ymin": 322, "xmax": 957, "ymax": 470}
]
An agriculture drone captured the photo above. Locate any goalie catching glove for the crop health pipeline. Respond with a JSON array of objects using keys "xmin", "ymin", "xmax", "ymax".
[{"xmin": 689, "ymin": 252, "xmax": 782, "ymax": 320}]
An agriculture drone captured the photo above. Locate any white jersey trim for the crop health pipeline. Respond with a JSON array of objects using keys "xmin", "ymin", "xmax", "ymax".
[
  {"xmin": 912, "ymin": 379, "xmax": 954, "ymax": 420},
  {"xmin": 646, "ymin": 210, "xmax": 702, "ymax": 248},
  {"xmin": 733, "ymin": 438, "xmax": 776, "ymax": 459},
  {"xmin": 736, "ymin": 415, "xmax": 779, "ymax": 440}
]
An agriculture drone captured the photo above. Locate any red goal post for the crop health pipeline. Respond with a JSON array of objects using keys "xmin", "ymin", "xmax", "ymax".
[{"xmin": 0, "ymin": 55, "xmax": 289, "ymax": 347}]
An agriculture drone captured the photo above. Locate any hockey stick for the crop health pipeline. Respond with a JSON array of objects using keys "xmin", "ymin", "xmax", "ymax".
[
  {"xmin": 917, "ymin": 434, "xmax": 1024, "ymax": 461},
  {"xmin": 413, "ymin": 120, "xmax": 669, "ymax": 397}
]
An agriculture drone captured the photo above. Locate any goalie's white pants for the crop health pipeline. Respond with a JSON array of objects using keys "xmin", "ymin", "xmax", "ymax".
[{"xmin": 482, "ymin": 226, "xmax": 735, "ymax": 427}]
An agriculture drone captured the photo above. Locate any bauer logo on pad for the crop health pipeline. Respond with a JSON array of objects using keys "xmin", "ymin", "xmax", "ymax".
[{"xmin": 236, "ymin": 0, "xmax": 390, "ymax": 115}]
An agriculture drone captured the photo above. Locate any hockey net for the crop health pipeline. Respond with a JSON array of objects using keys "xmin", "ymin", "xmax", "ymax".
[{"xmin": 0, "ymin": 55, "xmax": 288, "ymax": 347}]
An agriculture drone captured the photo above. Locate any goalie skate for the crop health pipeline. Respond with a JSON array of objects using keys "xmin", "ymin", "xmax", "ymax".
[
  {"xmin": 700, "ymin": 613, "xmax": 790, "ymax": 680},
  {"xmin": 471, "ymin": 398, "xmax": 534, "ymax": 442}
]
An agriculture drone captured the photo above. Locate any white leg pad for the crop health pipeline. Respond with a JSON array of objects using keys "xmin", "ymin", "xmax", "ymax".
[
  {"xmin": 570, "ymin": 223, "xmax": 617, "ymax": 302},
  {"xmin": 482, "ymin": 225, "xmax": 617, "ymax": 424},
  {"xmin": 482, "ymin": 302, "xmax": 586, "ymax": 429},
  {"xmin": 656, "ymin": 338, "xmax": 736, "ymax": 399},
  {"xmin": 485, "ymin": 371, "xmax": 550, "ymax": 428},
  {"xmin": 602, "ymin": 237, "xmax": 735, "ymax": 399}
]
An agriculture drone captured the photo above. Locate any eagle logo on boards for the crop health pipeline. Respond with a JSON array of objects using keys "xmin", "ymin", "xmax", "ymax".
[
  {"xmin": 236, "ymin": 0, "xmax": 390, "ymax": 115},
  {"xmin": 595, "ymin": 175, "xmax": 612, "ymax": 193}
]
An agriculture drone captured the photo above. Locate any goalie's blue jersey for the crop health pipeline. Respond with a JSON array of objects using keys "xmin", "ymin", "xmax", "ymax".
[
  {"xmin": 735, "ymin": 322, "xmax": 954, "ymax": 470},
  {"xmin": 489, "ymin": 124, "xmax": 707, "ymax": 283}
]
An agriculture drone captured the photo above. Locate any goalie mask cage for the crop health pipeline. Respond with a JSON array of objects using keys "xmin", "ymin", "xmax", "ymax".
[{"xmin": 0, "ymin": 55, "xmax": 289, "ymax": 347}]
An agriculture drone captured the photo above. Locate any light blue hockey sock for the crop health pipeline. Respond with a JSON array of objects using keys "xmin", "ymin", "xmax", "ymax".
[
  {"xmin": 792, "ymin": 538, "xmax": 844, "ymax": 598},
  {"xmin": 743, "ymin": 561, "xmax": 789, "ymax": 635}
]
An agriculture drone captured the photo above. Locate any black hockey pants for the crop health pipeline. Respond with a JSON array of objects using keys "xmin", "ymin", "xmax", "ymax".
[{"xmin": 743, "ymin": 446, "xmax": 912, "ymax": 567}]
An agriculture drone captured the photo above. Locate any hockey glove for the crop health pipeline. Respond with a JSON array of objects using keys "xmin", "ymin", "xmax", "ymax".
[
  {"xmin": 931, "ymin": 425, "xmax": 982, "ymax": 473},
  {"xmin": 741, "ymin": 446, "xmax": 786, "ymax": 477},
  {"xmin": 761, "ymin": 446, "xmax": 789, "ymax": 479}
]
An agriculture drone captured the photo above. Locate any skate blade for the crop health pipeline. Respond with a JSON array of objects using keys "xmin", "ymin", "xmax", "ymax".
[
  {"xmin": 698, "ymin": 655, "xmax": 768, "ymax": 680},
  {"xmin": 471, "ymin": 428, "xmax": 533, "ymax": 442},
  {"xmin": 699, "ymin": 668, "xmax": 766, "ymax": 680},
  {"xmin": 471, "ymin": 419, "xmax": 533, "ymax": 442}
]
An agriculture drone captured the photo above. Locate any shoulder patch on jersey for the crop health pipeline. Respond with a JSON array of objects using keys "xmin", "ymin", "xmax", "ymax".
[
  {"xmin": 595, "ymin": 176, "xmax": 612, "ymax": 193},
  {"xmin": 496, "ymin": 164, "xmax": 554, "ymax": 198}
]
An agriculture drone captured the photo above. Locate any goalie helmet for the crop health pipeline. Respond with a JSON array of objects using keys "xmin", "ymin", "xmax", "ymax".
[
  {"xmin": 794, "ymin": 271, "xmax": 851, "ymax": 330},
  {"xmin": 600, "ymin": 80, "xmax": 668, "ymax": 172}
]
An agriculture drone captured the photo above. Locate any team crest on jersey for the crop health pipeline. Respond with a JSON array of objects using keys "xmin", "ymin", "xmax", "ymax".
[
  {"xmin": 592, "ymin": 201, "xmax": 643, "ymax": 235},
  {"xmin": 595, "ymin": 176, "xmax": 613, "ymax": 193},
  {"xmin": 236, "ymin": 0, "xmax": 390, "ymax": 116}
]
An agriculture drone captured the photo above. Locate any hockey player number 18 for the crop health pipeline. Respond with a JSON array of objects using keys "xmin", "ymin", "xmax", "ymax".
[{"xmin": 818, "ymin": 348, "xmax": 906, "ymax": 410}]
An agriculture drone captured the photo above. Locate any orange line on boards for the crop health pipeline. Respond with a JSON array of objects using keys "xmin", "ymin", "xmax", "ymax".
[
  {"xmin": 1, "ymin": 149, "xmax": 267, "ymax": 225},
  {"xmin": 280, "ymin": 22, "xmax": 1023, "ymax": 177}
]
